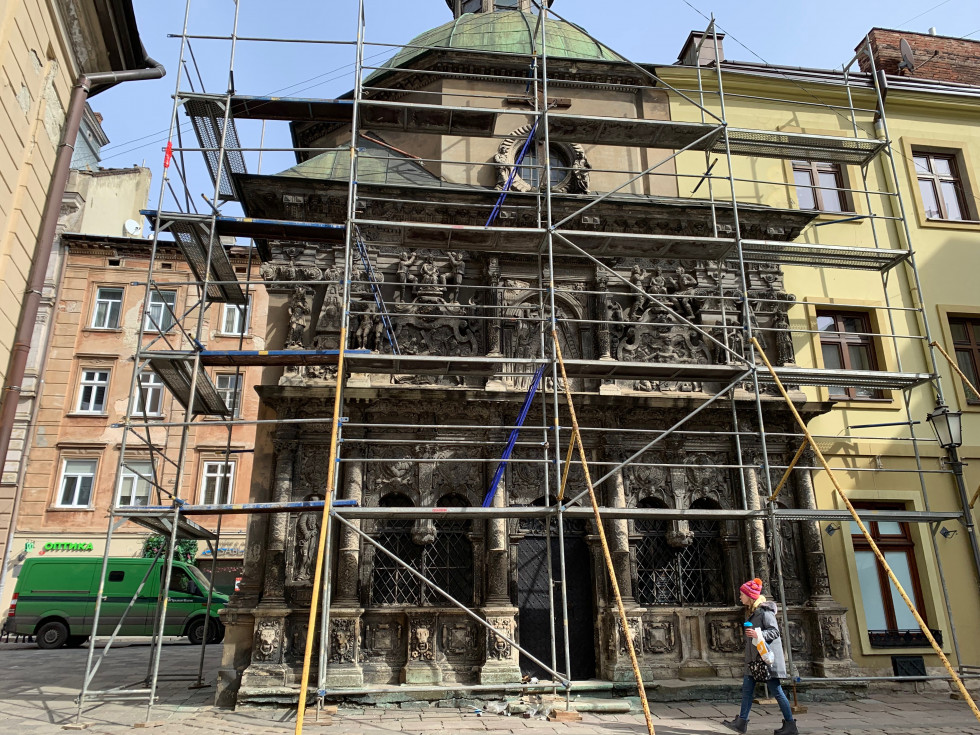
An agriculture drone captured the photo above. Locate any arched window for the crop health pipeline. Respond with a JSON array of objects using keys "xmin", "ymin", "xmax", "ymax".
[
  {"xmin": 517, "ymin": 145, "xmax": 568, "ymax": 190},
  {"xmin": 369, "ymin": 492, "xmax": 474, "ymax": 606},
  {"xmin": 634, "ymin": 497, "xmax": 726, "ymax": 605}
]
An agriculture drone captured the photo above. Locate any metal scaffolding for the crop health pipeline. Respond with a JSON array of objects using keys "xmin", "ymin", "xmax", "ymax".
[{"xmin": 74, "ymin": 0, "xmax": 980, "ymax": 730}]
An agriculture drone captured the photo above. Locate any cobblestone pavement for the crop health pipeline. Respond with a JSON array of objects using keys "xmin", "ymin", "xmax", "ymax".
[{"xmin": 1, "ymin": 641, "xmax": 978, "ymax": 735}]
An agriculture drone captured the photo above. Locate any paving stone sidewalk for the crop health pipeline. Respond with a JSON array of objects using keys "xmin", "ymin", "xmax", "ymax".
[{"xmin": 0, "ymin": 642, "xmax": 977, "ymax": 735}]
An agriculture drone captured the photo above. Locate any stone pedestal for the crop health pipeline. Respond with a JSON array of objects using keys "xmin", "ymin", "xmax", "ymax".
[
  {"xmin": 603, "ymin": 610, "xmax": 645, "ymax": 682},
  {"xmin": 239, "ymin": 606, "xmax": 292, "ymax": 691},
  {"xmin": 402, "ymin": 613, "xmax": 442, "ymax": 685},
  {"xmin": 480, "ymin": 608, "xmax": 522, "ymax": 684},
  {"xmin": 322, "ymin": 610, "xmax": 365, "ymax": 687}
]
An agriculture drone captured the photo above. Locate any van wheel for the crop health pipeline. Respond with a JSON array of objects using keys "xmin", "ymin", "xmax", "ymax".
[
  {"xmin": 187, "ymin": 618, "xmax": 220, "ymax": 646},
  {"xmin": 66, "ymin": 635, "xmax": 89, "ymax": 648},
  {"xmin": 36, "ymin": 620, "xmax": 69, "ymax": 649}
]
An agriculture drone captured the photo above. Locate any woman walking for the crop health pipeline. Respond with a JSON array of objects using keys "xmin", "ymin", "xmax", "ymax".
[{"xmin": 722, "ymin": 578, "xmax": 799, "ymax": 735}]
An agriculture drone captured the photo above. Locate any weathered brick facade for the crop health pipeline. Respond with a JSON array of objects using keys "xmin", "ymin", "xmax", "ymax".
[{"xmin": 859, "ymin": 28, "xmax": 980, "ymax": 85}]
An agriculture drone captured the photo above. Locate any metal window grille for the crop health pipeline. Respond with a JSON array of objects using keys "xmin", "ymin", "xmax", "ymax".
[
  {"xmin": 635, "ymin": 517, "xmax": 726, "ymax": 605},
  {"xmin": 370, "ymin": 517, "xmax": 473, "ymax": 606}
]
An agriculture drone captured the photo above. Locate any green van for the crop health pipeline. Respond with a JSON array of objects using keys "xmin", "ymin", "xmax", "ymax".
[{"xmin": 4, "ymin": 557, "xmax": 228, "ymax": 649}]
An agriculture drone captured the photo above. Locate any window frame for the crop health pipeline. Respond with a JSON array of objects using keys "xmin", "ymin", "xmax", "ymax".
[
  {"xmin": 913, "ymin": 151, "xmax": 969, "ymax": 222},
  {"xmin": 214, "ymin": 373, "xmax": 244, "ymax": 417},
  {"xmin": 815, "ymin": 309, "xmax": 884, "ymax": 401},
  {"xmin": 117, "ymin": 460, "xmax": 155, "ymax": 507},
  {"xmin": 220, "ymin": 298, "xmax": 251, "ymax": 336},
  {"xmin": 850, "ymin": 502, "xmax": 927, "ymax": 633},
  {"xmin": 200, "ymin": 460, "xmax": 235, "ymax": 505},
  {"xmin": 792, "ymin": 160, "xmax": 850, "ymax": 213},
  {"xmin": 91, "ymin": 286, "xmax": 124, "ymax": 329},
  {"xmin": 132, "ymin": 370, "xmax": 165, "ymax": 417},
  {"xmin": 56, "ymin": 458, "xmax": 98, "ymax": 508},
  {"xmin": 144, "ymin": 290, "xmax": 178, "ymax": 333},
  {"xmin": 76, "ymin": 368, "xmax": 111, "ymax": 414},
  {"xmin": 947, "ymin": 316, "xmax": 980, "ymax": 405}
]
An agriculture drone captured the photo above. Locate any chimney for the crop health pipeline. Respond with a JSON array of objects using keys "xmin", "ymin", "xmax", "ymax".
[{"xmin": 677, "ymin": 31, "xmax": 725, "ymax": 66}]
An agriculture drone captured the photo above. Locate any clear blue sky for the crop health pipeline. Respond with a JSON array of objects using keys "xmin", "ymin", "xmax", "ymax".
[{"xmin": 91, "ymin": 0, "xmax": 980, "ymax": 216}]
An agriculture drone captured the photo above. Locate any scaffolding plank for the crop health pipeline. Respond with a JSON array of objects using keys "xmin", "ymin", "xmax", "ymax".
[
  {"xmin": 741, "ymin": 239, "xmax": 911, "ymax": 272},
  {"xmin": 764, "ymin": 366, "xmax": 933, "ymax": 391},
  {"xmin": 183, "ymin": 97, "xmax": 248, "ymax": 201},
  {"xmin": 148, "ymin": 355, "xmax": 230, "ymax": 416},
  {"xmin": 119, "ymin": 513, "xmax": 217, "ymax": 541},
  {"xmin": 169, "ymin": 220, "xmax": 246, "ymax": 304},
  {"xmin": 199, "ymin": 349, "xmax": 369, "ymax": 366},
  {"xmin": 717, "ymin": 129, "xmax": 886, "ymax": 166}
]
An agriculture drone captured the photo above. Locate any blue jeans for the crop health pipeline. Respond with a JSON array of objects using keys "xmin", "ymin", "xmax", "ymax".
[{"xmin": 739, "ymin": 675, "xmax": 794, "ymax": 722}]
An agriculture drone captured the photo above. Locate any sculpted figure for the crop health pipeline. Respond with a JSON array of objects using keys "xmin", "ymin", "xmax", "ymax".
[
  {"xmin": 670, "ymin": 266, "xmax": 700, "ymax": 322},
  {"xmin": 286, "ymin": 287, "xmax": 312, "ymax": 349},
  {"xmin": 571, "ymin": 149, "xmax": 592, "ymax": 194},
  {"xmin": 294, "ymin": 494, "xmax": 323, "ymax": 582},
  {"xmin": 629, "ymin": 265, "xmax": 650, "ymax": 321},
  {"xmin": 396, "ymin": 250, "xmax": 418, "ymax": 302},
  {"xmin": 446, "ymin": 251, "xmax": 465, "ymax": 303}
]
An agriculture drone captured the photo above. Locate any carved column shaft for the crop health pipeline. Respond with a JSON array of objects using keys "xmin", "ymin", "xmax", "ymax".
[
  {"xmin": 796, "ymin": 450, "xmax": 832, "ymax": 598},
  {"xmin": 486, "ymin": 258, "xmax": 502, "ymax": 357},
  {"xmin": 608, "ymin": 469, "xmax": 634, "ymax": 602},
  {"xmin": 262, "ymin": 438, "xmax": 296, "ymax": 601},
  {"xmin": 485, "ymin": 475, "xmax": 509, "ymax": 604},
  {"xmin": 743, "ymin": 462, "xmax": 771, "ymax": 590},
  {"xmin": 335, "ymin": 459, "xmax": 363, "ymax": 605}
]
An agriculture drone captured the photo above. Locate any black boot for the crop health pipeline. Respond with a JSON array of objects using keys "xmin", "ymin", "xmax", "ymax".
[
  {"xmin": 722, "ymin": 716, "xmax": 748, "ymax": 734},
  {"xmin": 774, "ymin": 719, "xmax": 799, "ymax": 735}
]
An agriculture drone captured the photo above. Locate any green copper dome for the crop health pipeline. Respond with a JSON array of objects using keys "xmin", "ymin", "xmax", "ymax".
[{"xmin": 370, "ymin": 11, "xmax": 621, "ymax": 80}]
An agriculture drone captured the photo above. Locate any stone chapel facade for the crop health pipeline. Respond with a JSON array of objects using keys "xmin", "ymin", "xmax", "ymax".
[{"xmin": 215, "ymin": 2, "xmax": 853, "ymax": 705}]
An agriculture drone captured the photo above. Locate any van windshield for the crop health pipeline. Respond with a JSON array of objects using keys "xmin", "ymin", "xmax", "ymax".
[{"xmin": 184, "ymin": 564, "xmax": 215, "ymax": 594}]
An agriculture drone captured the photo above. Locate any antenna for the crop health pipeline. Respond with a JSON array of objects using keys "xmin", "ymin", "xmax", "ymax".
[{"xmin": 898, "ymin": 38, "xmax": 915, "ymax": 73}]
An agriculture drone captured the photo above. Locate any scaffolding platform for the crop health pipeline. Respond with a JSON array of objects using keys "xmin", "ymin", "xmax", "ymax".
[
  {"xmin": 169, "ymin": 219, "xmax": 246, "ymax": 304},
  {"xmin": 147, "ymin": 355, "xmax": 230, "ymax": 416},
  {"xmin": 716, "ymin": 128, "xmax": 887, "ymax": 166},
  {"xmin": 121, "ymin": 510, "xmax": 218, "ymax": 541},
  {"xmin": 198, "ymin": 349, "xmax": 368, "ymax": 366},
  {"xmin": 760, "ymin": 366, "xmax": 934, "ymax": 391},
  {"xmin": 183, "ymin": 96, "xmax": 248, "ymax": 201},
  {"xmin": 740, "ymin": 238, "xmax": 911, "ymax": 271}
]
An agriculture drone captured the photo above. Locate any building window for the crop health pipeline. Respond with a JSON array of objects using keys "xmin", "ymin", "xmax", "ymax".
[
  {"xmin": 792, "ymin": 161, "xmax": 847, "ymax": 212},
  {"xmin": 132, "ymin": 370, "xmax": 165, "ymax": 416},
  {"xmin": 76, "ymin": 369, "xmax": 110, "ymax": 413},
  {"xmin": 914, "ymin": 152, "xmax": 968, "ymax": 221},
  {"xmin": 118, "ymin": 461, "xmax": 154, "ymax": 507},
  {"xmin": 57, "ymin": 459, "xmax": 97, "ymax": 507},
  {"xmin": 220, "ymin": 299, "xmax": 250, "ymax": 335},
  {"xmin": 144, "ymin": 291, "xmax": 177, "ymax": 332},
  {"xmin": 851, "ymin": 504, "xmax": 926, "ymax": 635},
  {"xmin": 518, "ymin": 145, "xmax": 568, "ymax": 190},
  {"xmin": 816, "ymin": 310, "xmax": 881, "ymax": 400},
  {"xmin": 370, "ymin": 493, "xmax": 474, "ymax": 605},
  {"xmin": 91, "ymin": 287, "xmax": 123, "ymax": 329},
  {"xmin": 633, "ymin": 498, "xmax": 726, "ymax": 606},
  {"xmin": 949, "ymin": 317, "xmax": 980, "ymax": 404},
  {"xmin": 201, "ymin": 461, "xmax": 234, "ymax": 505},
  {"xmin": 215, "ymin": 374, "xmax": 243, "ymax": 417}
]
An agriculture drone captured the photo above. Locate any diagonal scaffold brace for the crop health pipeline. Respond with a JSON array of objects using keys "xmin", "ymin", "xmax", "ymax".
[
  {"xmin": 751, "ymin": 337, "xmax": 980, "ymax": 724},
  {"xmin": 550, "ymin": 329, "xmax": 656, "ymax": 735}
]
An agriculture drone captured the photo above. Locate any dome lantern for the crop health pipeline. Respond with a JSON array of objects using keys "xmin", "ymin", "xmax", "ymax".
[{"xmin": 446, "ymin": 0, "xmax": 554, "ymax": 18}]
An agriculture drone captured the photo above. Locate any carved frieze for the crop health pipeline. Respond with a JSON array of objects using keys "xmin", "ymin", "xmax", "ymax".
[{"xmin": 330, "ymin": 618, "xmax": 358, "ymax": 664}]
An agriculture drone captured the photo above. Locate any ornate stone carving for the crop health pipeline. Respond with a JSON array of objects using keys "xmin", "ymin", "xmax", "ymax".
[
  {"xmin": 617, "ymin": 617, "xmax": 642, "ymax": 655},
  {"xmin": 254, "ymin": 619, "xmax": 283, "ymax": 662},
  {"xmin": 820, "ymin": 616, "xmax": 849, "ymax": 660},
  {"xmin": 410, "ymin": 616, "xmax": 437, "ymax": 661},
  {"xmin": 442, "ymin": 621, "xmax": 478, "ymax": 658},
  {"xmin": 788, "ymin": 620, "xmax": 807, "ymax": 653},
  {"xmin": 708, "ymin": 620, "xmax": 743, "ymax": 653},
  {"xmin": 286, "ymin": 286, "xmax": 313, "ymax": 349},
  {"xmin": 293, "ymin": 495, "xmax": 322, "ymax": 583},
  {"xmin": 486, "ymin": 616, "xmax": 514, "ymax": 661},
  {"xmin": 362, "ymin": 621, "xmax": 402, "ymax": 660},
  {"xmin": 493, "ymin": 124, "xmax": 590, "ymax": 194},
  {"xmin": 330, "ymin": 618, "xmax": 358, "ymax": 664},
  {"xmin": 642, "ymin": 620, "xmax": 676, "ymax": 654}
]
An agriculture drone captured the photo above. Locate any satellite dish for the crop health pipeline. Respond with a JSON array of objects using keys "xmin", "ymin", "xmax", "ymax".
[
  {"xmin": 124, "ymin": 219, "xmax": 141, "ymax": 236},
  {"xmin": 898, "ymin": 38, "xmax": 915, "ymax": 73}
]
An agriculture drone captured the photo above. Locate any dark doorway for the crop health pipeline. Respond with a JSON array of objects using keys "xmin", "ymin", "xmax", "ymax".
[{"xmin": 516, "ymin": 520, "xmax": 596, "ymax": 680}]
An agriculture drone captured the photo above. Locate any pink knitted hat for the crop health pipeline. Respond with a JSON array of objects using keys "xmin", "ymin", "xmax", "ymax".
[{"xmin": 740, "ymin": 578, "xmax": 763, "ymax": 600}]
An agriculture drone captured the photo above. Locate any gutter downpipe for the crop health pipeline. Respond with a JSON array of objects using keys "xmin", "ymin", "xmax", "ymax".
[{"xmin": 0, "ymin": 58, "xmax": 166, "ymax": 615}]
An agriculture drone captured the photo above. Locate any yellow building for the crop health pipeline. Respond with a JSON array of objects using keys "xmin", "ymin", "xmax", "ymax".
[
  {"xmin": 663, "ymin": 28, "xmax": 980, "ymax": 675},
  {"xmin": 0, "ymin": 0, "xmax": 162, "ymax": 595}
]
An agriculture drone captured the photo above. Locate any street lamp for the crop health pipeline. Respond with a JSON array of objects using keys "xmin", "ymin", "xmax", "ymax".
[{"xmin": 926, "ymin": 404, "xmax": 962, "ymax": 450}]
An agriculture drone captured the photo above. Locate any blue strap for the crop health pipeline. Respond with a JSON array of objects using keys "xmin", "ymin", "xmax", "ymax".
[
  {"xmin": 485, "ymin": 118, "xmax": 539, "ymax": 228},
  {"xmin": 482, "ymin": 366, "xmax": 546, "ymax": 508}
]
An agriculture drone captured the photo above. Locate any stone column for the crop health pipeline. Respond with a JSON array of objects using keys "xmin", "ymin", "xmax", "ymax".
[
  {"xmin": 608, "ymin": 470, "xmax": 634, "ymax": 602},
  {"xmin": 334, "ymin": 458, "xmax": 364, "ymax": 605},
  {"xmin": 743, "ymin": 456, "xmax": 771, "ymax": 590},
  {"xmin": 796, "ymin": 449, "xmax": 832, "ymax": 599},
  {"xmin": 480, "ymin": 472, "xmax": 521, "ymax": 683},
  {"xmin": 485, "ymin": 257, "xmax": 506, "ymax": 391},
  {"xmin": 262, "ymin": 433, "xmax": 296, "ymax": 603}
]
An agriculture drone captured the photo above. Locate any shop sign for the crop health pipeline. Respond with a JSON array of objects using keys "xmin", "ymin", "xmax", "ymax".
[
  {"xmin": 200, "ymin": 545, "xmax": 246, "ymax": 556},
  {"xmin": 40, "ymin": 541, "xmax": 95, "ymax": 553}
]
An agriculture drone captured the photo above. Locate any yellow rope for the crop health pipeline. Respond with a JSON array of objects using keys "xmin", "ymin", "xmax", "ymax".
[
  {"xmin": 751, "ymin": 337, "xmax": 980, "ymax": 724},
  {"xmin": 295, "ymin": 328, "xmax": 347, "ymax": 735},
  {"xmin": 551, "ymin": 329, "xmax": 656, "ymax": 735},
  {"xmin": 556, "ymin": 425, "xmax": 577, "ymax": 502}
]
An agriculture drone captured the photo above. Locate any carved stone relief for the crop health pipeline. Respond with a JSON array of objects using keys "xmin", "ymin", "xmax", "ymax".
[
  {"xmin": 642, "ymin": 620, "xmax": 676, "ymax": 654},
  {"xmin": 708, "ymin": 620, "xmax": 743, "ymax": 653},
  {"xmin": 254, "ymin": 619, "xmax": 284, "ymax": 663},
  {"xmin": 617, "ymin": 617, "xmax": 642, "ymax": 655},
  {"xmin": 410, "ymin": 616, "xmax": 437, "ymax": 661},
  {"xmin": 330, "ymin": 618, "xmax": 358, "ymax": 664},
  {"xmin": 493, "ymin": 125, "xmax": 590, "ymax": 194},
  {"xmin": 486, "ymin": 616, "xmax": 515, "ymax": 661}
]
